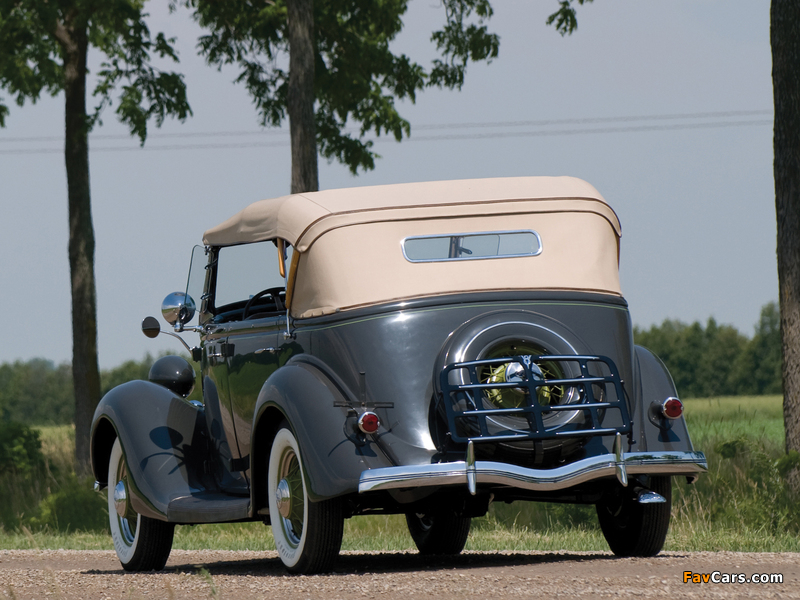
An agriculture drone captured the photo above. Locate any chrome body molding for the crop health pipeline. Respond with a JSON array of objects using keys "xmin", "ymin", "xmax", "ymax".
[{"xmin": 358, "ymin": 451, "xmax": 708, "ymax": 494}]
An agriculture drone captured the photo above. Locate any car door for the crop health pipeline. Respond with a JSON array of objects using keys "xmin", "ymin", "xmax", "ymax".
[
  {"xmin": 202, "ymin": 326, "xmax": 251, "ymax": 494},
  {"xmin": 207, "ymin": 240, "xmax": 289, "ymax": 486},
  {"xmin": 224, "ymin": 319, "xmax": 282, "ymax": 475}
]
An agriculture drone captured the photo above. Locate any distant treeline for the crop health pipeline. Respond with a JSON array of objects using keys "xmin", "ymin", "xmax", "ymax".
[
  {"xmin": 0, "ymin": 302, "xmax": 782, "ymax": 426},
  {"xmin": 634, "ymin": 302, "xmax": 781, "ymax": 398},
  {"xmin": 0, "ymin": 356, "xmax": 153, "ymax": 426}
]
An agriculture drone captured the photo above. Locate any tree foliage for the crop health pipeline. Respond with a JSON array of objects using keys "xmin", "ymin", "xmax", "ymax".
[
  {"xmin": 546, "ymin": 0, "xmax": 594, "ymax": 36},
  {"xmin": 634, "ymin": 303, "xmax": 782, "ymax": 398},
  {"xmin": 178, "ymin": 0, "xmax": 499, "ymax": 175},
  {"xmin": 635, "ymin": 319, "xmax": 747, "ymax": 398},
  {"xmin": 0, "ymin": 0, "xmax": 191, "ymax": 140},
  {"xmin": 0, "ymin": 0, "xmax": 192, "ymax": 473},
  {"xmin": 0, "ymin": 421, "xmax": 48, "ymax": 530},
  {"xmin": 0, "ymin": 421, "xmax": 45, "ymax": 476},
  {"xmin": 0, "ymin": 353, "xmax": 200, "ymax": 427},
  {"xmin": 0, "ymin": 359, "xmax": 74, "ymax": 425},
  {"xmin": 732, "ymin": 302, "xmax": 782, "ymax": 396}
]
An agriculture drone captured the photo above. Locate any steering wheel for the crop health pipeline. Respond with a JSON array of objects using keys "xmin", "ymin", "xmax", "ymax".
[{"xmin": 242, "ymin": 286, "xmax": 285, "ymax": 319}]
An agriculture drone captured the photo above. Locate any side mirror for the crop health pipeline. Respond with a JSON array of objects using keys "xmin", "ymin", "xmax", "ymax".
[
  {"xmin": 141, "ymin": 316, "xmax": 202, "ymax": 362},
  {"xmin": 161, "ymin": 292, "xmax": 196, "ymax": 326},
  {"xmin": 142, "ymin": 316, "xmax": 161, "ymax": 338}
]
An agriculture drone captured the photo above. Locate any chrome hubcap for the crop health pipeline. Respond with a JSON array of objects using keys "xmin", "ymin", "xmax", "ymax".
[
  {"xmin": 274, "ymin": 445, "xmax": 305, "ymax": 547},
  {"xmin": 276, "ymin": 478, "xmax": 292, "ymax": 519},
  {"xmin": 415, "ymin": 513, "xmax": 434, "ymax": 532},
  {"xmin": 504, "ymin": 361, "xmax": 527, "ymax": 383},
  {"xmin": 113, "ymin": 480, "xmax": 128, "ymax": 517}
]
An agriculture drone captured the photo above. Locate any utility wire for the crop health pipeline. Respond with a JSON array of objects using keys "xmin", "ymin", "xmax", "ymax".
[
  {"xmin": 0, "ymin": 111, "xmax": 772, "ymax": 155},
  {"xmin": 407, "ymin": 119, "xmax": 772, "ymax": 142},
  {"xmin": 0, "ymin": 109, "xmax": 772, "ymax": 144},
  {"xmin": 411, "ymin": 109, "xmax": 772, "ymax": 131},
  {"xmin": 0, "ymin": 128, "xmax": 290, "ymax": 143}
]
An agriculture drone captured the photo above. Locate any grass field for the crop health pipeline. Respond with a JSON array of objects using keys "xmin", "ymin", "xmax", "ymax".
[
  {"xmin": 1, "ymin": 395, "xmax": 798, "ymax": 553},
  {"xmin": 684, "ymin": 395, "xmax": 785, "ymax": 449}
]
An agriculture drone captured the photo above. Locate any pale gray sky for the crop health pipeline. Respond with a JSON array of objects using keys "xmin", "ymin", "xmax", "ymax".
[{"xmin": 0, "ymin": 1, "xmax": 776, "ymax": 369}]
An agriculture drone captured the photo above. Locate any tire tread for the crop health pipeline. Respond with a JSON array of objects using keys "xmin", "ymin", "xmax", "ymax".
[
  {"xmin": 108, "ymin": 439, "xmax": 174, "ymax": 572},
  {"xmin": 288, "ymin": 499, "xmax": 344, "ymax": 574},
  {"xmin": 406, "ymin": 512, "xmax": 471, "ymax": 555},
  {"xmin": 269, "ymin": 423, "xmax": 344, "ymax": 574},
  {"xmin": 121, "ymin": 518, "xmax": 175, "ymax": 572},
  {"xmin": 596, "ymin": 476, "xmax": 671, "ymax": 558}
]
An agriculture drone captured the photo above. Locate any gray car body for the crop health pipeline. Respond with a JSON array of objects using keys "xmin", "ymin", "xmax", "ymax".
[{"xmin": 91, "ymin": 288, "xmax": 700, "ymax": 524}]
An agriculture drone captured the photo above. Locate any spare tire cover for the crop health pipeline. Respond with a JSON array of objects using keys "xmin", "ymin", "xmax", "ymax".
[{"xmin": 435, "ymin": 310, "xmax": 598, "ymax": 467}]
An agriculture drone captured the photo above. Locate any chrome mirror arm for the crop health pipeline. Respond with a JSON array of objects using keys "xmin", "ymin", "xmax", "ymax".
[
  {"xmin": 173, "ymin": 322, "xmax": 204, "ymax": 334},
  {"xmin": 142, "ymin": 315, "xmax": 202, "ymax": 362},
  {"xmin": 161, "ymin": 329, "xmax": 194, "ymax": 354}
]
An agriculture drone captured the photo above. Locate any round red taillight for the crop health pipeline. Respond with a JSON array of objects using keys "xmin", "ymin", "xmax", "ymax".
[
  {"xmin": 662, "ymin": 397, "xmax": 683, "ymax": 419},
  {"xmin": 358, "ymin": 412, "xmax": 380, "ymax": 434}
]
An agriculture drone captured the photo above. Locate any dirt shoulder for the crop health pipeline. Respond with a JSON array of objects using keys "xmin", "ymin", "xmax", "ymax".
[{"xmin": 1, "ymin": 549, "xmax": 798, "ymax": 599}]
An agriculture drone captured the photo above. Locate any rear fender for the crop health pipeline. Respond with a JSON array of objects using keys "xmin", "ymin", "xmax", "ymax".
[
  {"xmin": 91, "ymin": 380, "xmax": 212, "ymax": 520},
  {"xmin": 633, "ymin": 345, "xmax": 696, "ymax": 453},
  {"xmin": 251, "ymin": 358, "xmax": 396, "ymax": 507}
]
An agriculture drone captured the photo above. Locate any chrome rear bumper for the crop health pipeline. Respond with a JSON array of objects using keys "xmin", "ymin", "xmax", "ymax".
[{"xmin": 358, "ymin": 448, "xmax": 707, "ymax": 494}]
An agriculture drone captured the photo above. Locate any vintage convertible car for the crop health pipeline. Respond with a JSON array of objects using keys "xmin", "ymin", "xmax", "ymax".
[{"xmin": 91, "ymin": 177, "xmax": 706, "ymax": 573}]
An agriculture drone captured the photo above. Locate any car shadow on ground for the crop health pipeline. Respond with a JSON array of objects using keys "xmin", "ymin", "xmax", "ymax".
[{"xmin": 85, "ymin": 550, "xmax": 683, "ymax": 577}]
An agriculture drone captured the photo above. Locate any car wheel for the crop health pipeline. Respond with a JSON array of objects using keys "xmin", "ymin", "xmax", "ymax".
[
  {"xmin": 438, "ymin": 312, "xmax": 593, "ymax": 467},
  {"xmin": 268, "ymin": 424, "xmax": 344, "ymax": 573},
  {"xmin": 108, "ymin": 438, "xmax": 174, "ymax": 571},
  {"xmin": 596, "ymin": 476, "xmax": 672, "ymax": 557},
  {"xmin": 405, "ymin": 511, "xmax": 471, "ymax": 555}
]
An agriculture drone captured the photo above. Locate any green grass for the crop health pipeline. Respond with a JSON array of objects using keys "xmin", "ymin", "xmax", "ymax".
[
  {"xmin": 683, "ymin": 395, "xmax": 785, "ymax": 448},
  {"xmin": 670, "ymin": 395, "xmax": 799, "ymax": 550},
  {"xmin": 1, "ymin": 395, "xmax": 798, "ymax": 553},
  {"xmin": 37, "ymin": 424, "xmax": 77, "ymax": 474},
  {"xmin": 0, "ymin": 528, "xmax": 111, "ymax": 550}
]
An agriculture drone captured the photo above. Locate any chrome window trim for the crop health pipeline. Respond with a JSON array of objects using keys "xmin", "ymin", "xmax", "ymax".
[{"xmin": 401, "ymin": 229, "xmax": 543, "ymax": 263}]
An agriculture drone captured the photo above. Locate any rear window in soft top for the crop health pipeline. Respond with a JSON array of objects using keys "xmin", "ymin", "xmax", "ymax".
[{"xmin": 401, "ymin": 230, "xmax": 542, "ymax": 262}]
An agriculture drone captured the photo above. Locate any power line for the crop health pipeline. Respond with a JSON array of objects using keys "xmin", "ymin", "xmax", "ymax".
[
  {"xmin": 411, "ymin": 110, "xmax": 773, "ymax": 131},
  {"xmin": 0, "ymin": 112, "xmax": 772, "ymax": 155},
  {"xmin": 0, "ymin": 109, "xmax": 772, "ymax": 144},
  {"xmin": 0, "ymin": 139, "xmax": 291, "ymax": 155},
  {"xmin": 0, "ymin": 128, "xmax": 291, "ymax": 144},
  {"xmin": 406, "ymin": 119, "xmax": 772, "ymax": 142}
]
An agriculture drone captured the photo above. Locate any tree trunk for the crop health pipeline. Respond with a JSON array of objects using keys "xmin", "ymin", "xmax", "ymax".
[
  {"xmin": 56, "ymin": 16, "xmax": 102, "ymax": 476},
  {"xmin": 771, "ymin": 0, "xmax": 800, "ymax": 493},
  {"xmin": 287, "ymin": 0, "xmax": 319, "ymax": 193}
]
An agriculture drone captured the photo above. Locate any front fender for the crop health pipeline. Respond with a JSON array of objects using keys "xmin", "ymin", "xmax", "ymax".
[
  {"xmin": 634, "ymin": 345, "xmax": 696, "ymax": 453},
  {"xmin": 251, "ymin": 360, "xmax": 397, "ymax": 502},
  {"xmin": 91, "ymin": 380, "xmax": 211, "ymax": 520}
]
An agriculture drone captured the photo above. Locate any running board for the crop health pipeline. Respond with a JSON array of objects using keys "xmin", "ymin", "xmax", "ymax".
[{"xmin": 167, "ymin": 492, "xmax": 250, "ymax": 523}]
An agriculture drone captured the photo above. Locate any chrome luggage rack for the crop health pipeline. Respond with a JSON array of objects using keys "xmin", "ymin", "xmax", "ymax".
[{"xmin": 438, "ymin": 354, "xmax": 632, "ymax": 444}]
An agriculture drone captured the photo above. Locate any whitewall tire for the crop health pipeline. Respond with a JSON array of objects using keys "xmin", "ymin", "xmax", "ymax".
[
  {"xmin": 267, "ymin": 424, "xmax": 343, "ymax": 573},
  {"xmin": 108, "ymin": 438, "xmax": 174, "ymax": 571}
]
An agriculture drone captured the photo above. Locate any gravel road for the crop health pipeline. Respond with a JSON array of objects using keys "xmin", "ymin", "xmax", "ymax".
[{"xmin": 1, "ymin": 549, "xmax": 798, "ymax": 599}]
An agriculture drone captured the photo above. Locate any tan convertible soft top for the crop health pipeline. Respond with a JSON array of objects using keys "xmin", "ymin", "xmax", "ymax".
[
  {"xmin": 204, "ymin": 177, "xmax": 620, "ymax": 249},
  {"xmin": 203, "ymin": 177, "xmax": 624, "ymax": 318}
]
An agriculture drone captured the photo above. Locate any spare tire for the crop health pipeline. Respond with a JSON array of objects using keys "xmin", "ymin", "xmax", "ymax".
[{"xmin": 435, "ymin": 310, "xmax": 598, "ymax": 468}]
